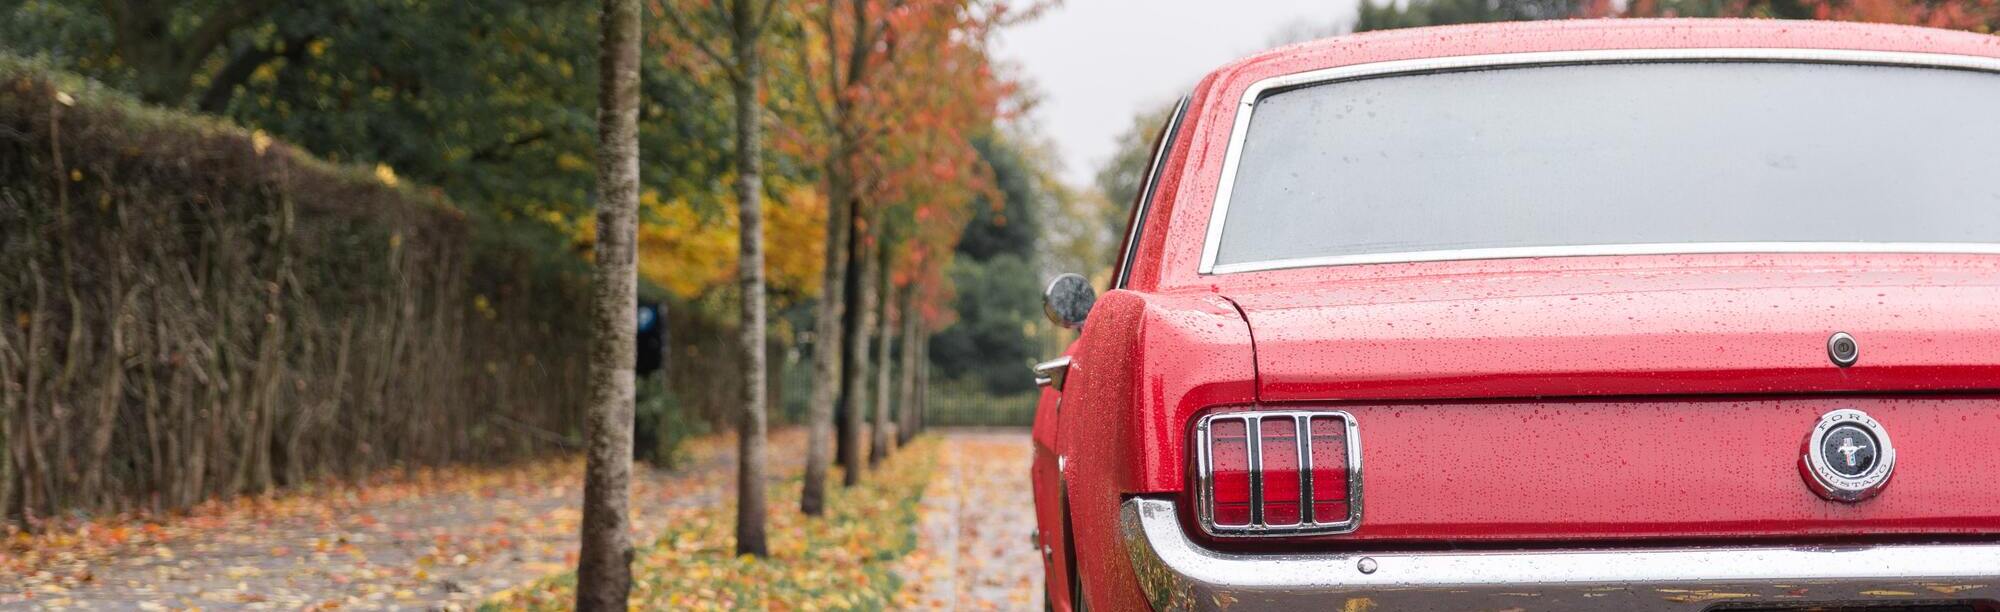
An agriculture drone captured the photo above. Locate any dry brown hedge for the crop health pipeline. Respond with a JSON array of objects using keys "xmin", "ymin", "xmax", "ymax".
[{"xmin": 0, "ymin": 56, "xmax": 592, "ymax": 522}]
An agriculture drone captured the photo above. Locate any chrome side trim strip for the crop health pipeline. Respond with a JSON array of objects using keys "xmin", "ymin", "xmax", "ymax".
[
  {"xmin": 1196, "ymin": 48, "xmax": 2000, "ymax": 275},
  {"xmin": 1122, "ymin": 497, "xmax": 2000, "ymax": 611}
]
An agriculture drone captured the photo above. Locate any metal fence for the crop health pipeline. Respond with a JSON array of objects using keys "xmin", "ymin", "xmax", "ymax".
[{"xmin": 924, "ymin": 377, "xmax": 1037, "ymax": 427}]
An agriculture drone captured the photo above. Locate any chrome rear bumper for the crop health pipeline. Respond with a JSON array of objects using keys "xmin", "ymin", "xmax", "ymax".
[{"xmin": 1121, "ymin": 497, "xmax": 2000, "ymax": 611}]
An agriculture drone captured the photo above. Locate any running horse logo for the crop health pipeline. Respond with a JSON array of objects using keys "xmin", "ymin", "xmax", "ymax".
[
  {"xmin": 1836, "ymin": 435, "xmax": 1866, "ymax": 468},
  {"xmin": 1803, "ymin": 409, "xmax": 1895, "ymax": 503}
]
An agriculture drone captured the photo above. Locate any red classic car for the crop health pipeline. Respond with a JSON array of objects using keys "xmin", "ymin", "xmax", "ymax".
[{"xmin": 1029, "ymin": 18, "xmax": 2000, "ymax": 612}]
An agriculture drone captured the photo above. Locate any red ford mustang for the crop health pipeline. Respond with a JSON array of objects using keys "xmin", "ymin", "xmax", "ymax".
[{"xmin": 1030, "ymin": 18, "xmax": 2000, "ymax": 612}]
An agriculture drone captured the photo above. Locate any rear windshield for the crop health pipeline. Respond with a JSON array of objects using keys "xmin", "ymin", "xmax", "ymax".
[{"xmin": 1211, "ymin": 61, "xmax": 2000, "ymax": 270}]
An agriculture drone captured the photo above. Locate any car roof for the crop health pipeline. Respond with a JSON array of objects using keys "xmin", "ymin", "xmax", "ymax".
[{"xmin": 1207, "ymin": 18, "xmax": 2000, "ymax": 88}]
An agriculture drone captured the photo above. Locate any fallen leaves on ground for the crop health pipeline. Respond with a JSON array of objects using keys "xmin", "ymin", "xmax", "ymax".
[
  {"xmin": 486, "ymin": 436, "xmax": 942, "ymax": 611},
  {"xmin": 1, "ymin": 429, "xmax": 802, "ymax": 609},
  {"xmin": 893, "ymin": 431, "xmax": 1042, "ymax": 610}
]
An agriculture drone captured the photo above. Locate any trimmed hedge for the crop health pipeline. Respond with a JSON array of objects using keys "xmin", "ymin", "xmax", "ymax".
[{"xmin": 0, "ymin": 55, "xmax": 592, "ymax": 520}]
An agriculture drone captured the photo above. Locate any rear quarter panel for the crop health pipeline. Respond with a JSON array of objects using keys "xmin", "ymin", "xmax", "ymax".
[{"xmin": 1057, "ymin": 289, "xmax": 1256, "ymax": 611}]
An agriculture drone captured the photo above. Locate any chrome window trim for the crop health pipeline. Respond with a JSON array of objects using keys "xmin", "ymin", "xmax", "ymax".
[
  {"xmin": 1115, "ymin": 96, "xmax": 1189, "ymax": 289},
  {"xmin": 1211, "ymin": 242, "xmax": 2000, "ymax": 275},
  {"xmin": 1193, "ymin": 410, "xmax": 1362, "ymax": 537},
  {"xmin": 1196, "ymin": 47, "xmax": 2000, "ymax": 275}
]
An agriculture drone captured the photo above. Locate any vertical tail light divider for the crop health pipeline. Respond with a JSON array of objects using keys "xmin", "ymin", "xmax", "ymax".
[{"xmin": 1193, "ymin": 410, "xmax": 1362, "ymax": 536}]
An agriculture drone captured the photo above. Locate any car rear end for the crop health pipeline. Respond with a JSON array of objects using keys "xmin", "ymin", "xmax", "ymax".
[{"xmin": 1102, "ymin": 19, "xmax": 2000, "ymax": 612}]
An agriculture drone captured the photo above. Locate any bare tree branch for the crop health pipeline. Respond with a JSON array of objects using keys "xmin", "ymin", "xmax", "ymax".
[
  {"xmin": 470, "ymin": 129, "xmax": 553, "ymax": 163},
  {"xmin": 660, "ymin": 4, "xmax": 743, "ymax": 83},
  {"xmin": 748, "ymin": 0, "xmax": 783, "ymax": 37}
]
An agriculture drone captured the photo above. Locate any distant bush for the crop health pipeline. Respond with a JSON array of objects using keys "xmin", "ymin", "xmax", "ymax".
[
  {"xmin": 0, "ymin": 55, "xmax": 593, "ymax": 521},
  {"xmin": 634, "ymin": 373, "xmax": 706, "ymax": 469}
]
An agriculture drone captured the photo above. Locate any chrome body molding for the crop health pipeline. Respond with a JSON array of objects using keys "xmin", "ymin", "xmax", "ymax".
[
  {"xmin": 1120, "ymin": 497, "xmax": 2000, "ymax": 611},
  {"xmin": 1197, "ymin": 47, "xmax": 2000, "ymax": 275},
  {"xmin": 1033, "ymin": 356, "xmax": 1073, "ymax": 390}
]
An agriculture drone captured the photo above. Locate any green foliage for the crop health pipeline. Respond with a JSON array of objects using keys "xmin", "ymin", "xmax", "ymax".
[
  {"xmin": 1094, "ymin": 105, "xmax": 1173, "ymax": 220},
  {"xmin": 953, "ymin": 135, "xmax": 1042, "ymax": 262},
  {"xmin": 633, "ymin": 374, "xmax": 707, "ymax": 469},
  {"xmin": 1092, "ymin": 102, "xmax": 1178, "ymax": 269},
  {"xmin": 1355, "ymin": 0, "xmax": 1587, "ymax": 32},
  {"xmin": 929, "ymin": 254, "xmax": 1042, "ymax": 395},
  {"xmin": 925, "ymin": 135, "xmax": 1050, "ymax": 395},
  {"xmin": 0, "ymin": 0, "xmax": 741, "ymax": 224}
]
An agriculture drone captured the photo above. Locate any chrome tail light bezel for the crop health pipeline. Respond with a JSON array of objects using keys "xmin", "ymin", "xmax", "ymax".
[{"xmin": 1192, "ymin": 409, "xmax": 1362, "ymax": 537}]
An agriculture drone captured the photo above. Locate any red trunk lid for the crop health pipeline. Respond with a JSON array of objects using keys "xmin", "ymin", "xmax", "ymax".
[{"xmin": 1224, "ymin": 253, "xmax": 2000, "ymax": 543}]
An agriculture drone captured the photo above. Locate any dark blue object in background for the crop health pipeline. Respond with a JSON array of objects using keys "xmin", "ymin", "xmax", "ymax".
[{"xmin": 636, "ymin": 301, "xmax": 665, "ymax": 376}]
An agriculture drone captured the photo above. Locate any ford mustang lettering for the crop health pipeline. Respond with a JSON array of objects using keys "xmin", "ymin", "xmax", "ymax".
[{"xmin": 1030, "ymin": 19, "xmax": 2000, "ymax": 612}]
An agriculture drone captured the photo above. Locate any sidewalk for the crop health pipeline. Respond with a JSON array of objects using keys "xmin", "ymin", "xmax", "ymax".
[
  {"xmin": 3, "ymin": 429, "xmax": 805, "ymax": 610},
  {"xmin": 894, "ymin": 429, "xmax": 1043, "ymax": 611}
]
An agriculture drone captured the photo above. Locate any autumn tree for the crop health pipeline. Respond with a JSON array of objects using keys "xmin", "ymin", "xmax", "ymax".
[
  {"xmin": 788, "ymin": 0, "xmax": 1020, "ymax": 500},
  {"xmin": 659, "ymin": 0, "xmax": 783, "ymax": 558},
  {"xmin": 795, "ymin": 0, "xmax": 882, "ymax": 512},
  {"xmin": 577, "ymin": 0, "xmax": 643, "ymax": 607}
]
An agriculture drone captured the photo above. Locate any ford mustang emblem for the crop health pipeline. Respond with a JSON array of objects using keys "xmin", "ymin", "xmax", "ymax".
[{"xmin": 1802, "ymin": 409, "xmax": 1896, "ymax": 502}]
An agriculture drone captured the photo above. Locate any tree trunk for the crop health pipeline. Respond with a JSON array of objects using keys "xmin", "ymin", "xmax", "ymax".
[
  {"xmin": 803, "ymin": 0, "xmax": 878, "ymax": 513},
  {"xmin": 916, "ymin": 334, "xmax": 929, "ymax": 436},
  {"xmin": 897, "ymin": 286, "xmax": 919, "ymax": 445},
  {"xmin": 13, "ymin": 262, "xmax": 48, "ymax": 528},
  {"xmin": 840, "ymin": 218, "xmax": 877, "ymax": 486},
  {"xmin": 871, "ymin": 244, "xmax": 893, "ymax": 464},
  {"xmin": 576, "ymin": 0, "xmax": 641, "ymax": 607},
  {"xmin": 729, "ymin": 1, "xmax": 770, "ymax": 557},
  {"xmin": 801, "ymin": 179, "xmax": 850, "ymax": 515},
  {"xmin": 836, "ymin": 209, "xmax": 862, "ymax": 476}
]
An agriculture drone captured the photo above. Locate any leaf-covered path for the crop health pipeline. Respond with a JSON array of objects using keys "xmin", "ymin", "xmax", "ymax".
[
  {"xmin": 3, "ymin": 429, "xmax": 806, "ymax": 610},
  {"xmin": 894, "ymin": 429, "xmax": 1043, "ymax": 611}
]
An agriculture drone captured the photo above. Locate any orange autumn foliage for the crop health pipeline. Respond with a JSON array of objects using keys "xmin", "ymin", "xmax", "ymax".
[{"xmin": 785, "ymin": 0, "xmax": 1025, "ymax": 331}]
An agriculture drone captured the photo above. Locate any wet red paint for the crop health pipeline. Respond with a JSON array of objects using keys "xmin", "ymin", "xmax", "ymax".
[{"xmin": 1035, "ymin": 19, "xmax": 2000, "ymax": 611}]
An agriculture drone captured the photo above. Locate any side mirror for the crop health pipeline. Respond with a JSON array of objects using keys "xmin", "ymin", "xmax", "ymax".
[{"xmin": 1042, "ymin": 273, "xmax": 1096, "ymax": 330}]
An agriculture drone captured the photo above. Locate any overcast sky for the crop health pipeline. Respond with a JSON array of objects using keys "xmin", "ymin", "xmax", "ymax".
[{"xmin": 993, "ymin": 0, "xmax": 1362, "ymax": 187}]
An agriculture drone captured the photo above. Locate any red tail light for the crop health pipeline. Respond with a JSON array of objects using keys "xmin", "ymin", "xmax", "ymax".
[{"xmin": 1194, "ymin": 410, "xmax": 1361, "ymax": 536}]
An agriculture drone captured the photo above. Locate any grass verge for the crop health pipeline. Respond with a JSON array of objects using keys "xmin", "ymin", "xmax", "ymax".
[{"xmin": 484, "ymin": 436, "xmax": 941, "ymax": 610}]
